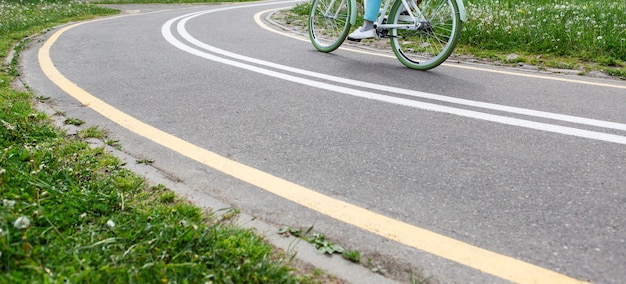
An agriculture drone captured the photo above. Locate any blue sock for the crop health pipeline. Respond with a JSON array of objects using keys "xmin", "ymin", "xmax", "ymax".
[{"xmin": 362, "ymin": 20, "xmax": 374, "ymax": 31}]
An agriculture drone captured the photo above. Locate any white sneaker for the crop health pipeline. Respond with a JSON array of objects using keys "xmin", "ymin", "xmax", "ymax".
[{"xmin": 347, "ymin": 27, "xmax": 377, "ymax": 40}]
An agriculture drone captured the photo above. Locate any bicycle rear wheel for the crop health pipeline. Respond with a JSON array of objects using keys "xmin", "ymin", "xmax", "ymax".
[
  {"xmin": 309, "ymin": 0, "xmax": 352, "ymax": 52},
  {"xmin": 388, "ymin": 0, "xmax": 462, "ymax": 70}
]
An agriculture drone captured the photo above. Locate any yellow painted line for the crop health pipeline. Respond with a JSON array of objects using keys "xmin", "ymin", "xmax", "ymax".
[
  {"xmin": 257, "ymin": 8, "xmax": 626, "ymax": 90},
  {"xmin": 39, "ymin": 18, "xmax": 588, "ymax": 284}
]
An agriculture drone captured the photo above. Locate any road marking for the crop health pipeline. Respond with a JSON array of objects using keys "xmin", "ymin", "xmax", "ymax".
[
  {"xmin": 257, "ymin": 9, "xmax": 626, "ymax": 90},
  {"xmin": 166, "ymin": 8, "xmax": 626, "ymax": 145},
  {"xmin": 38, "ymin": 5, "xmax": 591, "ymax": 284},
  {"xmin": 164, "ymin": 6, "xmax": 626, "ymax": 138}
]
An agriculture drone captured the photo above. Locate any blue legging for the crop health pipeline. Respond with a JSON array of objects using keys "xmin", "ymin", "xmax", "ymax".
[{"xmin": 364, "ymin": 0, "xmax": 382, "ymax": 22}]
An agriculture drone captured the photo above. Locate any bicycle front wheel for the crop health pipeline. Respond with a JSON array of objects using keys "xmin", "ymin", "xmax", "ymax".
[
  {"xmin": 309, "ymin": 0, "xmax": 352, "ymax": 53},
  {"xmin": 388, "ymin": 0, "xmax": 462, "ymax": 70}
]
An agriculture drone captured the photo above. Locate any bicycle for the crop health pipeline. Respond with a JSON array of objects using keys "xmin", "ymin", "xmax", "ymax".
[{"xmin": 308, "ymin": 0, "xmax": 467, "ymax": 70}]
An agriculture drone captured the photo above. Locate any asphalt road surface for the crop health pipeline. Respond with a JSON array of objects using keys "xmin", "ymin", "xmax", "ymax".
[{"xmin": 20, "ymin": 2, "xmax": 625, "ymax": 283}]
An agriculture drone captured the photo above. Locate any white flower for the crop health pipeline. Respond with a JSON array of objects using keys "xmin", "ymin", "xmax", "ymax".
[
  {"xmin": 14, "ymin": 216, "xmax": 31, "ymax": 230},
  {"xmin": 2, "ymin": 199, "xmax": 15, "ymax": 209},
  {"xmin": 106, "ymin": 220, "xmax": 115, "ymax": 228},
  {"xmin": 597, "ymin": 36, "xmax": 603, "ymax": 40},
  {"xmin": 1, "ymin": 120, "xmax": 15, "ymax": 131}
]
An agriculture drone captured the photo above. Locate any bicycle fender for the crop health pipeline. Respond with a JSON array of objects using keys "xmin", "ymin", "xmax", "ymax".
[
  {"xmin": 350, "ymin": 0, "xmax": 357, "ymax": 25},
  {"xmin": 455, "ymin": 0, "xmax": 467, "ymax": 22}
]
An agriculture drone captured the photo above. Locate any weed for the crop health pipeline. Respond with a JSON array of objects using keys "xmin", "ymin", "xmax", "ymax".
[
  {"xmin": 80, "ymin": 126, "xmax": 105, "ymax": 139},
  {"xmin": 135, "ymin": 158, "xmax": 154, "ymax": 164},
  {"xmin": 291, "ymin": 1, "xmax": 312, "ymax": 16},
  {"xmin": 310, "ymin": 268, "xmax": 326, "ymax": 277},
  {"xmin": 159, "ymin": 191, "xmax": 177, "ymax": 203},
  {"xmin": 219, "ymin": 207, "xmax": 241, "ymax": 221},
  {"xmin": 64, "ymin": 117, "xmax": 84, "ymax": 126},
  {"xmin": 602, "ymin": 67, "xmax": 626, "ymax": 79},
  {"xmin": 278, "ymin": 225, "xmax": 304, "ymax": 237},
  {"xmin": 342, "ymin": 249, "xmax": 361, "ymax": 263},
  {"xmin": 104, "ymin": 138, "xmax": 120, "ymax": 148},
  {"xmin": 279, "ymin": 226, "xmax": 334, "ymax": 254},
  {"xmin": 151, "ymin": 183, "xmax": 168, "ymax": 191},
  {"xmin": 35, "ymin": 95, "xmax": 50, "ymax": 102}
]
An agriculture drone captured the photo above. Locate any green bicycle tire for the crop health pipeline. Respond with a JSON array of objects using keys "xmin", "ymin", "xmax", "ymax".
[
  {"xmin": 388, "ymin": 0, "xmax": 462, "ymax": 70},
  {"xmin": 309, "ymin": 0, "xmax": 352, "ymax": 53}
]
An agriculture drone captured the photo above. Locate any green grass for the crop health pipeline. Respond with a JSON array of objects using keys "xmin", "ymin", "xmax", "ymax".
[
  {"xmin": 0, "ymin": 0, "xmax": 118, "ymax": 61},
  {"xmin": 463, "ymin": 0, "xmax": 625, "ymax": 62},
  {"xmin": 342, "ymin": 250, "xmax": 360, "ymax": 263},
  {"xmin": 461, "ymin": 0, "xmax": 626, "ymax": 75},
  {"xmin": 0, "ymin": 92, "xmax": 310, "ymax": 282},
  {"xmin": 0, "ymin": 1, "xmax": 318, "ymax": 282}
]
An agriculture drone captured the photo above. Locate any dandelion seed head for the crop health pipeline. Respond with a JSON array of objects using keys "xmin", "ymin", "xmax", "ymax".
[
  {"xmin": 14, "ymin": 216, "xmax": 31, "ymax": 230},
  {"xmin": 2, "ymin": 199, "xmax": 15, "ymax": 208}
]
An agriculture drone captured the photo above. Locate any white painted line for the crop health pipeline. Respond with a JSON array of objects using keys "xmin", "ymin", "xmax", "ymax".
[{"xmin": 163, "ymin": 8, "xmax": 626, "ymax": 145}]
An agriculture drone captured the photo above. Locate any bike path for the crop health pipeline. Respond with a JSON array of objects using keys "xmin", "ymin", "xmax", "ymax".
[{"xmin": 21, "ymin": 2, "xmax": 626, "ymax": 283}]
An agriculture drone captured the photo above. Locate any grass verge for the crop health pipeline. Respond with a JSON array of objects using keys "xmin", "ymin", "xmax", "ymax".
[
  {"xmin": 462, "ymin": 0, "xmax": 625, "ymax": 78},
  {"xmin": 1, "ymin": 1, "xmax": 319, "ymax": 282}
]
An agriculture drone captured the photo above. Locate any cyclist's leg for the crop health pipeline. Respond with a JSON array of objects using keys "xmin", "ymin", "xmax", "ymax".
[
  {"xmin": 364, "ymin": 0, "xmax": 382, "ymax": 22},
  {"xmin": 347, "ymin": 0, "xmax": 382, "ymax": 39}
]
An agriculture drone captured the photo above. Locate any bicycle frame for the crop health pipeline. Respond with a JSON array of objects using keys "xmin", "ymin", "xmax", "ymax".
[
  {"xmin": 377, "ymin": 0, "xmax": 418, "ymax": 30},
  {"xmin": 347, "ymin": 0, "xmax": 359, "ymax": 26},
  {"xmin": 309, "ymin": 0, "xmax": 466, "ymax": 69},
  {"xmin": 348, "ymin": 0, "xmax": 467, "ymax": 31}
]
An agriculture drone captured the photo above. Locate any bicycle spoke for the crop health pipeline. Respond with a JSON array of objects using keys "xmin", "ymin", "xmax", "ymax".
[
  {"xmin": 389, "ymin": 0, "xmax": 462, "ymax": 69},
  {"xmin": 309, "ymin": 0, "xmax": 351, "ymax": 52}
]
